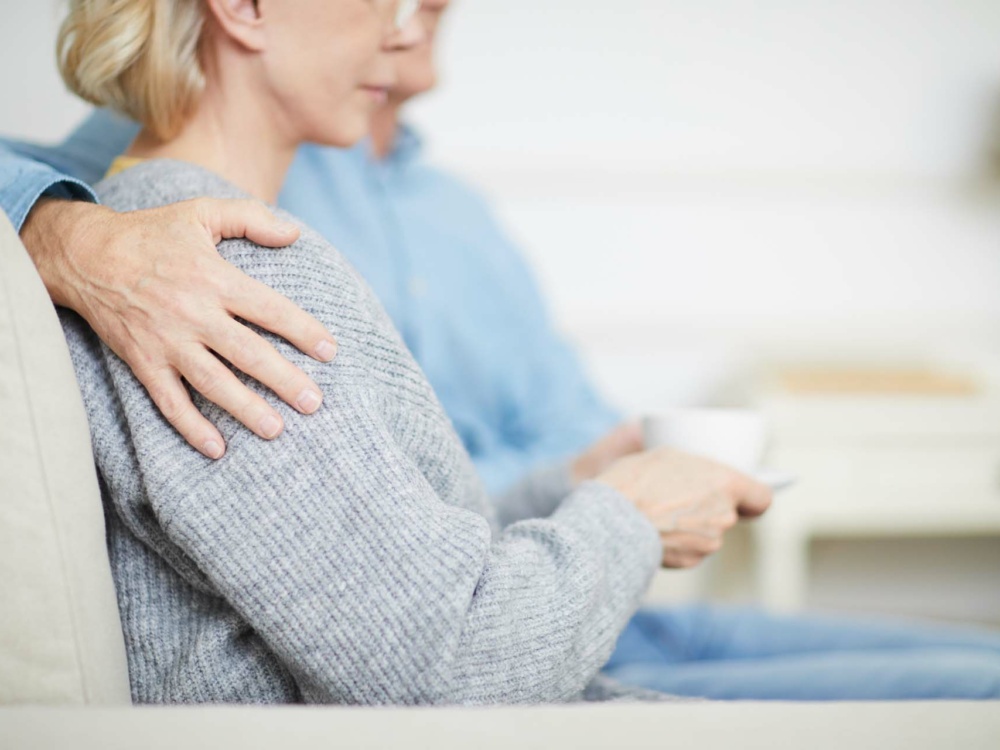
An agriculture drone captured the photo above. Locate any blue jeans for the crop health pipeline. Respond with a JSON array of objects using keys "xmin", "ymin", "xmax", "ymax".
[{"xmin": 602, "ymin": 605, "xmax": 1000, "ymax": 700}]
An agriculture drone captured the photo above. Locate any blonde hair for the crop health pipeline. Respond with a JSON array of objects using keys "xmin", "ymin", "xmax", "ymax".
[{"xmin": 57, "ymin": 0, "xmax": 206, "ymax": 140}]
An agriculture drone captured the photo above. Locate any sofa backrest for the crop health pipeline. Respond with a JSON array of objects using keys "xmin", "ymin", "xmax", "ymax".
[{"xmin": 0, "ymin": 210, "xmax": 131, "ymax": 705}]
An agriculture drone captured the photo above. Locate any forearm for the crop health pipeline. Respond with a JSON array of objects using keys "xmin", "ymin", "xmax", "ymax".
[
  {"xmin": 161, "ymin": 375, "xmax": 659, "ymax": 705},
  {"xmin": 0, "ymin": 139, "xmax": 113, "ymax": 317},
  {"xmin": 444, "ymin": 483, "xmax": 661, "ymax": 704},
  {"xmin": 176, "ymin": 462, "xmax": 658, "ymax": 705},
  {"xmin": 18, "ymin": 197, "xmax": 115, "ymax": 310}
]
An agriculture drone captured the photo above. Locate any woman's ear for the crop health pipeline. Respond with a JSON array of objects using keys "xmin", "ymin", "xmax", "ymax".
[{"xmin": 203, "ymin": 0, "xmax": 266, "ymax": 52}]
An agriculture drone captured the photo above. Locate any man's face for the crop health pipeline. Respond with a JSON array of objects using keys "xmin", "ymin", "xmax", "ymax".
[{"xmin": 389, "ymin": 0, "xmax": 451, "ymax": 103}]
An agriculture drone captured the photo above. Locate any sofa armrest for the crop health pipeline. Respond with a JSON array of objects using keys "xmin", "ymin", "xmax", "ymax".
[{"xmin": 1, "ymin": 702, "xmax": 997, "ymax": 750}]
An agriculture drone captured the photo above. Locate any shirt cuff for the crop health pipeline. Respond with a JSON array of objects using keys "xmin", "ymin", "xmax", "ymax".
[{"xmin": 0, "ymin": 156, "xmax": 97, "ymax": 233}]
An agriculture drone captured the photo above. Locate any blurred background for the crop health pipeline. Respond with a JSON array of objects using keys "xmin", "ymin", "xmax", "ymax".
[{"xmin": 3, "ymin": 1, "xmax": 999, "ymax": 626}]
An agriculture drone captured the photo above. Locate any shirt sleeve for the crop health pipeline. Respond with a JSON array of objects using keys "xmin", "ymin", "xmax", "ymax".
[
  {"xmin": 0, "ymin": 144, "xmax": 97, "ymax": 232},
  {"xmin": 0, "ymin": 109, "xmax": 138, "ymax": 231},
  {"xmin": 466, "ymin": 200, "xmax": 622, "ymax": 494}
]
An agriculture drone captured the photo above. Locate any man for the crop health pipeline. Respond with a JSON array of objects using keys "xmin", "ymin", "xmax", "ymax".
[{"xmin": 3, "ymin": 0, "xmax": 1000, "ymax": 700}]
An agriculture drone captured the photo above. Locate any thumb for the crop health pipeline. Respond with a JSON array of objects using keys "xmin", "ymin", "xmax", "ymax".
[
  {"xmin": 603, "ymin": 421, "xmax": 644, "ymax": 459},
  {"xmin": 196, "ymin": 198, "xmax": 300, "ymax": 247},
  {"xmin": 616, "ymin": 421, "xmax": 645, "ymax": 453},
  {"xmin": 736, "ymin": 474, "xmax": 773, "ymax": 518}
]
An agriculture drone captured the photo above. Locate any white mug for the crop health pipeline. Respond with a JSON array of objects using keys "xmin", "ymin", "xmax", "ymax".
[
  {"xmin": 642, "ymin": 409, "xmax": 768, "ymax": 474},
  {"xmin": 642, "ymin": 409, "xmax": 795, "ymax": 490}
]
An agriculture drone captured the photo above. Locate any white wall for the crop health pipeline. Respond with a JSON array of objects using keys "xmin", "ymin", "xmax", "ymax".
[
  {"xmin": 0, "ymin": 2, "xmax": 89, "ymax": 141},
  {"xmin": 3, "ymin": 0, "xmax": 999, "ymax": 624},
  {"xmin": 405, "ymin": 0, "xmax": 1000, "ymax": 414},
  {"xmin": 5, "ymin": 3, "xmax": 1000, "ymax": 350}
]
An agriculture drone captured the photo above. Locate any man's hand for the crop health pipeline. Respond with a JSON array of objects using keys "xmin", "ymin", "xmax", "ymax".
[
  {"xmin": 21, "ymin": 196, "xmax": 338, "ymax": 459},
  {"xmin": 596, "ymin": 448, "xmax": 772, "ymax": 568},
  {"xmin": 570, "ymin": 422, "xmax": 645, "ymax": 484}
]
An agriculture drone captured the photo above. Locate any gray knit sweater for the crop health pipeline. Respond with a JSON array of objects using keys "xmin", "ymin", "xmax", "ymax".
[{"xmin": 60, "ymin": 160, "xmax": 662, "ymax": 705}]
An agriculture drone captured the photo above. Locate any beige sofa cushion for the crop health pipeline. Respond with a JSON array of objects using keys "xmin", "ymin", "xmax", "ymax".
[{"xmin": 0, "ymin": 210, "xmax": 130, "ymax": 705}]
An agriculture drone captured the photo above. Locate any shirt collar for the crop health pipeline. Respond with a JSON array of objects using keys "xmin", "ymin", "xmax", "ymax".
[{"xmin": 365, "ymin": 122, "xmax": 424, "ymax": 169}]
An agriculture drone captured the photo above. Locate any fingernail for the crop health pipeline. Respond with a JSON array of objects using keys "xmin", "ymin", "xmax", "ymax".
[
  {"xmin": 315, "ymin": 339, "xmax": 337, "ymax": 362},
  {"xmin": 259, "ymin": 414, "xmax": 283, "ymax": 439},
  {"xmin": 277, "ymin": 221, "xmax": 299, "ymax": 234},
  {"xmin": 203, "ymin": 440, "xmax": 225, "ymax": 460},
  {"xmin": 296, "ymin": 389, "xmax": 322, "ymax": 414}
]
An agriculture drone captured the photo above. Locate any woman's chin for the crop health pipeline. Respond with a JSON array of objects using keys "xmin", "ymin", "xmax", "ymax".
[{"xmin": 308, "ymin": 119, "xmax": 371, "ymax": 149}]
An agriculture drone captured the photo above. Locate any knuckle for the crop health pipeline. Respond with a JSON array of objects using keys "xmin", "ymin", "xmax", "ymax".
[
  {"xmin": 253, "ymin": 295, "xmax": 280, "ymax": 323},
  {"xmin": 189, "ymin": 250, "xmax": 218, "ymax": 277},
  {"xmin": 147, "ymin": 377, "xmax": 188, "ymax": 426},
  {"xmin": 184, "ymin": 358, "xmax": 223, "ymax": 399},
  {"xmin": 703, "ymin": 537, "xmax": 723, "ymax": 554},
  {"xmin": 227, "ymin": 329, "xmax": 266, "ymax": 371},
  {"xmin": 273, "ymin": 368, "xmax": 305, "ymax": 398},
  {"xmin": 244, "ymin": 199, "xmax": 270, "ymax": 219},
  {"xmin": 189, "ymin": 197, "xmax": 213, "ymax": 217},
  {"xmin": 720, "ymin": 472, "xmax": 744, "ymax": 496},
  {"xmin": 237, "ymin": 396, "xmax": 275, "ymax": 433},
  {"xmin": 263, "ymin": 295, "xmax": 294, "ymax": 328}
]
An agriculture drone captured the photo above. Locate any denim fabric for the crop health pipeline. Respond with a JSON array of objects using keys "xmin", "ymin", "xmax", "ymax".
[{"xmin": 604, "ymin": 605, "xmax": 1000, "ymax": 700}]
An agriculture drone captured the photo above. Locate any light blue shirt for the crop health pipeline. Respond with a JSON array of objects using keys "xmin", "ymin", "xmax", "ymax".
[{"xmin": 1, "ymin": 110, "xmax": 620, "ymax": 492}]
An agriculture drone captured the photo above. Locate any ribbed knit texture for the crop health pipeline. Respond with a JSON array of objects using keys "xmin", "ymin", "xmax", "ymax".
[{"xmin": 59, "ymin": 160, "xmax": 663, "ymax": 706}]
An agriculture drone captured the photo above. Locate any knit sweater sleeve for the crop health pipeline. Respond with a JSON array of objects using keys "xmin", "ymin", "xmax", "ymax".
[
  {"xmin": 77, "ymin": 161, "xmax": 662, "ymax": 706},
  {"xmin": 492, "ymin": 462, "xmax": 576, "ymax": 526},
  {"xmin": 167, "ymin": 438, "xmax": 658, "ymax": 705}
]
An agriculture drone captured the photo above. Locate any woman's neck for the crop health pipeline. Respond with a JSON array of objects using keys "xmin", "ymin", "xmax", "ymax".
[{"xmin": 128, "ymin": 64, "xmax": 296, "ymax": 204}]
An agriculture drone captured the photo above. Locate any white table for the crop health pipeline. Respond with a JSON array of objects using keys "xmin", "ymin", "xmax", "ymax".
[{"xmin": 754, "ymin": 389, "xmax": 1000, "ymax": 611}]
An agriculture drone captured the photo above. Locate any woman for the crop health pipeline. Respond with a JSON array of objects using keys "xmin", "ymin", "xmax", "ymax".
[{"xmin": 55, "ymin": 0, "xmax": 770, "ymax": 704}]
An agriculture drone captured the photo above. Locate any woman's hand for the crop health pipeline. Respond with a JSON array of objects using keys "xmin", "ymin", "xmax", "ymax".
[
  {"xmin": 20, "ymin": 196, "xmax": 339, "ymax": 459},
  {"xmin": 570, "ymin": 422, "xmax": 645, "ymax": 484},
  {"xmin": 596, "ymin": 448, "xmax": 773, "ymax": 568}
]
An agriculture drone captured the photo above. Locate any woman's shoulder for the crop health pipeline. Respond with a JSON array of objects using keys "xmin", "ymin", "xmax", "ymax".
[
  {"xmin": 98, "ymin": 159, "xmax": 420, "ymax": 370},
  {"xmin": 95, "ymin": 158, "xmax": 245, "ymax": 211},
  {"xmin": 96, "ymin": 159, "xmax": 375, "ymax": 315}
]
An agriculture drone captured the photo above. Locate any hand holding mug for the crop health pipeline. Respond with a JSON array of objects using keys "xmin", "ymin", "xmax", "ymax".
[
  {"xmin": 570, "ymin": 422, "xmax": 645, "ymax": 484},
  {"xmin": 597, "ymin": 448, "xmax": 772, "ymax": 568}
]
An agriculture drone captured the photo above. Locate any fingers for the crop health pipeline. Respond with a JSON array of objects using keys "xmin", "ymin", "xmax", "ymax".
[
  {"xmin": 731, "ymin": 472, "xmax": 773, "ymax": 518},
  {"xmin": 660, "ymin": 532, "xmax": 723, "ymax": 568},
  {"xmin": 610, "ymin": 421, "xmax": 645, "ymax": 455},
  {"xmin": 141, "ymin": 367, "xmax": 227, "ymax": 459},
  {"xmin": 176, "ymin": 347, "xmax": 286, "ymax": 442},
  {"xmin": 194, "ymin": 197, "xmax": 300, "ymax": 248},
  {"xmin": 657, "ymin": 497, "xmax": 738, "ymax": 568},
  {"xmin": 225, "ymin": 272, "xmax": 338, "ymax": 363},
  {"xmin": 210, "ymin": 319, "xmax": 324, "ymax": 416},
  {"xmin": 573, "ymin": 423, "xmax": 646, "ymax": 483}
]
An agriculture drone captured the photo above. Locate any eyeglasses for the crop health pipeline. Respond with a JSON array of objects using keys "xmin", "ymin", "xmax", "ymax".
[{"xmin": 393, "ymin": 0, "xmax": 421, "ymax": 30}]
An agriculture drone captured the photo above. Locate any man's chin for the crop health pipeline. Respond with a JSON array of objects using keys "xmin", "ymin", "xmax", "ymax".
[{"xmin": 391, "ymin": 75, "xmax": 438, "ymax": 104}]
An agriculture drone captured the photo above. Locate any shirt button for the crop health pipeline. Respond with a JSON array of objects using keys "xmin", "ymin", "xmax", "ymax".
[{"xmin": 409, "ymin": 277, "xmax": 428, "ymax": 298}]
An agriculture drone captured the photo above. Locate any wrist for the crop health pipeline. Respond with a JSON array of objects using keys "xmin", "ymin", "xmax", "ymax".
[
  {"xmin": 569, "ymin": 455, "xmax": 589, "ymax": 486},
  {"xmin": 19, "ymin": 197, "xmax": 113, "ymax": 312},
  {"xmin": 571, "ymin": 450, "xmax": 604, "ymax": 485}
]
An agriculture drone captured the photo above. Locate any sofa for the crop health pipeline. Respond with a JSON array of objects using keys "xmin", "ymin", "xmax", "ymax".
[{"xmin": 1, "ymin": 210, "xmax": 997, "ymax": 749}]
